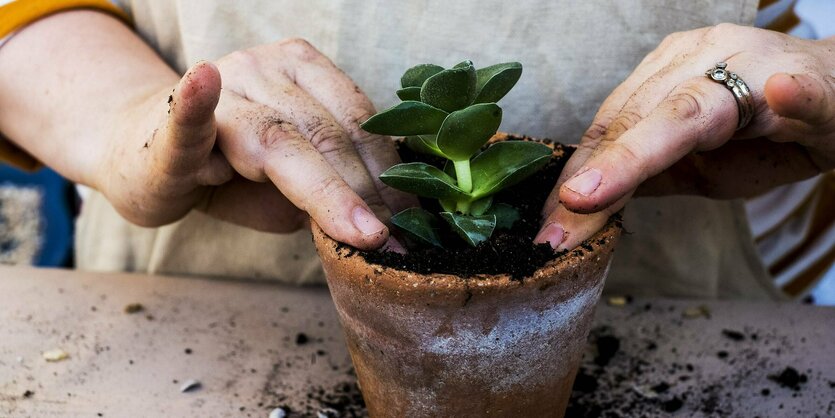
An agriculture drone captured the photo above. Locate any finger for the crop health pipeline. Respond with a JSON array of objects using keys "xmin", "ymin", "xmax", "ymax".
[
  {"xmin": 160, "ymin": 61, "xmax": 223, "ymax": 176},
  {"xmin": 543, "ymin": 34, "xmax": 697, "ymax": 217},
  {"xmin": 765, "ymin": 73, "xmax": 834, "ymax": 125},
  {"xmin": 235, "ymin": 67, "xmax": 394, "ymax": 222},
  {"xmin": 560, "ymin": 77, "xmax": 737, "ymax": 213},
  {"xmin": 276, "ymin": 39, "xmax": 417, "ymax": 214},
  {"xmin": 635, "ymin": 139, "xmax": 822, "ymax": 199},
  {"xmin": 196, "ymin": 176, "xmax": 306, "ymax": 233},
  {"xmin": 214, "ymin": 92, "xmax": 389, "ymax": 249},
  {"xmin": 535, "ymin": 203, "xmax": 616, "ymax": 252},
  {"xmin": 763, "ymin": 73, "xmax": 835, "ymax": 167}
]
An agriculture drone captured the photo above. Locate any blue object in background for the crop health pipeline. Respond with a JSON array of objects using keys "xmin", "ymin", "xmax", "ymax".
[{"xmin": 0, "ymin": 164, "xmax": 76, "ymax": 267}]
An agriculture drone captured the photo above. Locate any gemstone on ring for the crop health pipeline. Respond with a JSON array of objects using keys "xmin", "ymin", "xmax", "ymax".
[{"xmin": 710, "ymin": 68, "xmax": 727, "ymax": 81}]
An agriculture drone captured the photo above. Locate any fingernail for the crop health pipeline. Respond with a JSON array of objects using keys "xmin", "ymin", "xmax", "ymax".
[
  {"xmin": 564, "ymin": 168, "xmax": 602, "ymax": 197},
  {"xmin": 352, "ymin": 206, "xmax": 387, "ymax": 236},
  {"xmin": 382, "ymin": 236, "xmax": 407, "ymax": 254},
  {"xmin": 534, "ymin": 222, "xmax": 565, "ymax": 249}
]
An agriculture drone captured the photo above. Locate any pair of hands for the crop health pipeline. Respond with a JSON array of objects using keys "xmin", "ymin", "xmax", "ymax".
[{"xmin": 106, "ymin": 24, "xmax": 835, "ymax": 252}]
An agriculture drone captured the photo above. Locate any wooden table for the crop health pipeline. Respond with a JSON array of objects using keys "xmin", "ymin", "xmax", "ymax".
[{"xmin": 1, "ymin": 266, "xmax": 833, "ymax": 417}]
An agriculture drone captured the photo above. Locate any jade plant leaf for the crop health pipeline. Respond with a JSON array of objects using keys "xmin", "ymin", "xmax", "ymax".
[
  {"xmin": 469, "ymin": 196, "xmax": 493, "ymax": 216},
  {"xmin": 396, "ymin": 86, "xmax": 422, "ymax": 101},
  {"xmin": 440, "ymin": 212, "xmax": 496, "ymax": 247},
  {"xmin": 405, "ymin": 136, "xmax": 445, "ymax": 158},
  {"xmin": 453, "ymin": 60, "xmax": 474, "ymax": 69},
  {"xmin": 470, "ymin": 141, "xmax": 552, "ymax": 198},
  {"xmin": 486, "ymin": 203, "xmax": 520, "ymax": 230},
  {"xmin": 436, "ymin": 103, "xmax": 502, "ymax": 161},
  {"xmin": 380, "ymin": 162, "xmax": 468, "ymax": 200},
  {"xmin": 420, "ymin": 63, "xmax": 477, "ymax": 112},
  {"xmin": 401, "ymin": 64, "xmax": 445, "ymax": 88},
  {"xmin": 390, "ymin": 207, "xmax": 444, "ymax": 248},
  {"xmin": 474, "ymin": 62, "xmax": 523, "ymax": 104},
  {"xmin": 439, "ymin": 198, "xmax": 456, "ymax": 213},
  {"xmin": 361, "ymin": 101, "xmax": 448, "ymax": 136}
]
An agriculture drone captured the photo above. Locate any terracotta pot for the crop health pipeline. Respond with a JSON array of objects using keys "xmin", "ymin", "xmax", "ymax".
[{"xmin": 312, "ymin": 142, "xmax": 621, "ymax": 418}]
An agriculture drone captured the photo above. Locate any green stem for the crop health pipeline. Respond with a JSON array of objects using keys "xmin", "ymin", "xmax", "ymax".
[
  {"xmin": 453, "ymin": 159, "xmax": 473, "ymax": 214},
  {"xmin": 453, "ymin": 159, "xmax": 473, "ymax": 193}
]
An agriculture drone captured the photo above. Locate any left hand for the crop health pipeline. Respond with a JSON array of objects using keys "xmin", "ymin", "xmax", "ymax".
[{"xmin": 537, "ymin": 23, "xmax": 835, "ymax": 250}]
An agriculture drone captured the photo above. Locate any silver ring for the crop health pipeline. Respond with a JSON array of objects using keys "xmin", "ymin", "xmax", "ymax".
[{"xmin": 705, "ymin": 62, "xmax": 754, "ymax": 130}]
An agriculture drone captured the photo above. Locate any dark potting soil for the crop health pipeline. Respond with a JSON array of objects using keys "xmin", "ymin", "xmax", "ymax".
[{"xmin": 344, "ymin": 135, "xmax": 598, "ymax": 279}]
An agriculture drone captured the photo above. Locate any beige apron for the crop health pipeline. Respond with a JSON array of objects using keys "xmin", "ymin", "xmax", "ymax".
[{"xmin": 77, "ymin": 0, "xmax": 782, "ymax": 298}]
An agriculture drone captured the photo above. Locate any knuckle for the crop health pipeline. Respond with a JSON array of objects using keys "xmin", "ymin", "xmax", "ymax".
[
  {"xmin": 340, "ymin": 106, "xmax": 375, "ymax": 135},
  {"xmin": 666, "ymin": 85, "xmax": 707, "ymax": 120},
  {"xmin": 224, "ymin": 49, "xmax": 259, "ymax": 69},
  {"xmin": 606, "ymin": 109, "xmax": 643, "ymax": 137},
  {"xmin": 659, "ymin": 31, "xmax": 683, "ymax": 48},
  {"xmin": 712, "ymin": 22, "xmax": 739, "ymax": 36},
  {"xmin": 259, "ymin": 119, "xmax": 298, "ymax": 150},
  {"xmin": 279, "ymin": 37, "xmax": 321, "ymax": 61},
  {"xmin": 582, "ymin": 120, "xmax": 610, "ymax": 144},
  {"xmin": 307, "ymin": 118, "xmax": 352, "ymax": 155},
  {"xmin": 341, "ymin": 106, "xmax": 386, "ymax": 146}
]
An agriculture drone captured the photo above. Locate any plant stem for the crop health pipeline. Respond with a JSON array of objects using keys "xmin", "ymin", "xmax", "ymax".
[
  {"xmin": 453, "ymin": 159, "xmax": 473, "ymax": 214},
  {"xmin": 454, "ymin": 159, "xmax": 473, "ymax": 193}
]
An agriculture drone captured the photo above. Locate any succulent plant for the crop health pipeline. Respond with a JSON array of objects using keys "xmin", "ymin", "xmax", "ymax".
[{"xmin": 361, "ymin": 60, "xmax": 552, "ymax": 248}]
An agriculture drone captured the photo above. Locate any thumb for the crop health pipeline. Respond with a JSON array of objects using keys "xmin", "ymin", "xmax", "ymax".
[
  {"xmin": 765, "ymin": 73, "xmax": 833, "ymax": 125},
  {"xmin": 159, "ymin": 61, "xmax": 223, "ymax": 176}
]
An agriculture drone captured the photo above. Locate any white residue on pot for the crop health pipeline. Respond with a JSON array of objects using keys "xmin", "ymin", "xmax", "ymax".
[{"xmin": 422, "ymin": 282, "xmax": 602, "ymax": 391}]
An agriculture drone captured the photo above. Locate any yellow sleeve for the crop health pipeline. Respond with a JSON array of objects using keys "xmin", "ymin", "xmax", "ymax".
[{"xmin": 0, "ymin": 0, "xmax": 132, "ymax": 171}]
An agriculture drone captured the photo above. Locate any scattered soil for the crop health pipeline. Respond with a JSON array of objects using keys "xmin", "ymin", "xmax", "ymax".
[
  {"xmin": 565, "ymin": 306, "xmax": 833, "ymax": 418},
  {"xmin": 347, "ymin": 136, "xmax": 615, "ymax": 279},
  {"xmin": 124, "ymin": 303, "xmax": 144, "ymax": 314},
  {"xmin": 769, "ymin": 367, "xmax": 808, "ymax": 391},
  {"xmin": 721, "ymin": 329, "xmax": 745, "ymax": 341}
]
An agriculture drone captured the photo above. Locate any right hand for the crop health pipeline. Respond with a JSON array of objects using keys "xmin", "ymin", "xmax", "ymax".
[{"xmin": 98, "ymin": 38, "xmax": 415, "ymax": 250}]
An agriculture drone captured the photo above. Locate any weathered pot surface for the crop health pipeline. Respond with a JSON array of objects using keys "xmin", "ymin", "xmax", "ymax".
[{"xmin": 312, "ymin": 212, "xmax": 620, "ymax": 417}]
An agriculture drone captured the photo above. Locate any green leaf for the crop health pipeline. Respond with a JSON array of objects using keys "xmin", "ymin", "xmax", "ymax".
[
  {"xmin": 420, "ymin": 64, "xmax": 477, "ymax": 112},
  {"xmin": 474, "ymin": 62, "xmax": 523, "ymax": 104},
  {"xmin": 401, "ymin": 64, "xmax": 445, "ymax": 88},
  {"xmin": 404, "ymin": 136, "xmax": 445, "ymax": 158},
  {"xmin": 380, "ymin": 162, "xmax": 467, "ymax": 200},
  {"xmin": 440, "ymin": 212, "xmax": 496, "ymax": 247},
  {"xmin": 390, "ymin": 208, "xmax": 444, "ymax": 248},
  {"xmin": 486, "ymin": 203, "xmax": 520, "ymax": 230},
  {"xmin": 439, "ymin": 198, "xmax": 456, "ymax": 212},
  {"xmin": 453, "ymin": 60, "xmax": 474, "ymax": 69},
  {"xmin": 396, "ymin": 87, "xmax": 422, "ymax": 101},
  {"xmin": 361, "ymin": 101, "xmax": 448, "ymax": 136},
  {"xmin": 436, "ymin": 103, "xmax": 502, "ymax": 161},
  {"xmin": 470, "ymin": 141, "xmax": 552, "ymax": 198},
  {"xmin": 469, "ymin": 196, "xmax": 493, "ymax": 216}
]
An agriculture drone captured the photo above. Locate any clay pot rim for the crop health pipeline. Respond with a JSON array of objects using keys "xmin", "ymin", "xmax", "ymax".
[{"xmin": 312, "ymin": 213, "xmax": 621, "ymax": 294}]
